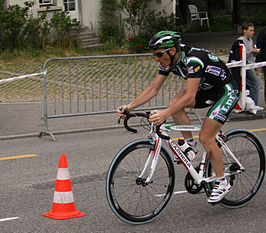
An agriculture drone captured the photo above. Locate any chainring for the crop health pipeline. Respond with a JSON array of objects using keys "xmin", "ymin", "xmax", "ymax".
[{"xmin": 184, "ymin": 167, "xmax": 203, "ymax": 194}]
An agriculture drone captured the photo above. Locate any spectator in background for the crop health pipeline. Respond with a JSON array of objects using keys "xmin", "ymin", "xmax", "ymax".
[
  {"xmin": 256, "ymin": 26, "xmax": 266, "ymax": 104},
  {"xmin": 229, "ymin": 22, "xmax": 261, "ymax": 106}
]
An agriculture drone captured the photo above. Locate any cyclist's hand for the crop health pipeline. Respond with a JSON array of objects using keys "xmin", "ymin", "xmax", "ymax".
[
  {"xmin": 117, "ymin": 105, "xmax": 130, "ymax": 119},
  {"xmin": 149, "ymin": 110, "xmax": 167, "ymax": 126}
]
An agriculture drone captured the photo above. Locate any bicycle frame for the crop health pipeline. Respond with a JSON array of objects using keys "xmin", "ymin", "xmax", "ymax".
[{"xmin": 140, "ymin": 123, "xmax": 245, "ymax": 186}]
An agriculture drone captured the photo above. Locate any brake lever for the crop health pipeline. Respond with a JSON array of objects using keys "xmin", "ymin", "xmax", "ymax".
[{"xmin": 116, "ymin": 117, "xmax": 122, "ymax": 127}]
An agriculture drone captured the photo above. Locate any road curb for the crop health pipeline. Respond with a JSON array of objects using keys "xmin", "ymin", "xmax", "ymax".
[
  {"xmin": 228, "ymin": 110, "xmax": 266, "ymax": 122},
  {"xmin": 0, "ymin": 125, "xmax": 126, "ymax": 141}
]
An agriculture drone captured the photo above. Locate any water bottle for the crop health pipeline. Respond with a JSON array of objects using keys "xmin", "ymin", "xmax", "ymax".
[{"xmin": 177, "ymin": 139, "xmax": 196, "ymax": 161}]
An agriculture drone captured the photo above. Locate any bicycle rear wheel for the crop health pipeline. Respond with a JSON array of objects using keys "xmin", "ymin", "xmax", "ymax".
[
  {"xmin": 106, "ymin": 139, "xmax": 176, "ymax": 224},
  {"xmin": 206, "ymin": 129, "xmax": 265, "ymax": 208}
]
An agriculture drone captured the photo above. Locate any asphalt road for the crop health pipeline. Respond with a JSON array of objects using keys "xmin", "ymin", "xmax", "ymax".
[{"xmin": 0, "ymin": 118, "xmax": 265, "ymax": 233}]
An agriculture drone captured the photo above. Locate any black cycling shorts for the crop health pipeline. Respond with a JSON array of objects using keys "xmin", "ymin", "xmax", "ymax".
[{"xmin": 194, "ymin": 80, "xmax": 240, "ymax": 124}]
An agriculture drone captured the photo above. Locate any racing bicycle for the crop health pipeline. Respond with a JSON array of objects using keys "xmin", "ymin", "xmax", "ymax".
[{"xmin": 106, "ymin": 112, "xmax": 265, "ymax": 224}]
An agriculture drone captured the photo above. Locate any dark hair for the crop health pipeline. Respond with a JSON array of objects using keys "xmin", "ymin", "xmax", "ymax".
[{"xmin": 242, "ymin": 22, "xmax": 254, "ymax": 31}]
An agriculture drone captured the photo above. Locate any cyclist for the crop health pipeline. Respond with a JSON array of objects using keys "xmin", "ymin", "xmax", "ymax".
[{"xmin": 117, "ymin": 31, "xmax": 240, "ymax": 203}]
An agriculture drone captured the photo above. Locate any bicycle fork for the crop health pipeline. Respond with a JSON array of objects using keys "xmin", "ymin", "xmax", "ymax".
[{"xmin": 139, "ymin": 135, "xmax": 162, "ymax": 184}]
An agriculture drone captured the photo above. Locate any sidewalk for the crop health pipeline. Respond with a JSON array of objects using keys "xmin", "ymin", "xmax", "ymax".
[{"xmin": 0, "ymin": 89, "xmax": 265, "ymax": 140}]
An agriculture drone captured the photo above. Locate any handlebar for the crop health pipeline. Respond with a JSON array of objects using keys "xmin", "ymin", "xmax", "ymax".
[
  {"xmin": 123, "ymin": 112, "xmax": 148, "ymax": 133},
  {"xmin": 120, "ymin": 111, "xmax": 170, "ymax": 140},
  {"xmin": 155, "ymin": 125, "xmax": 170, "ymax": 140}
]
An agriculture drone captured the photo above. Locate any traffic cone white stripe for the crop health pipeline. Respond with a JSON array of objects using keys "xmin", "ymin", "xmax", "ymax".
[
  {"xmin": 56, "ymin": 168, "xmax": 70, "ymax": 180},
  {"xmin": 53, "ymin": 191, "xmax": 74, "ymax": 204}
]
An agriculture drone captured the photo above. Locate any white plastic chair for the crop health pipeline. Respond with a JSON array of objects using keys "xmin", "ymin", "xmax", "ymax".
[{"xmin": 188, "ymin": 4, "xmax": 209, "ymax": 28}]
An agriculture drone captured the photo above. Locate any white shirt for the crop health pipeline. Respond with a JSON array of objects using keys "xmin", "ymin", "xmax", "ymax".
[{"xmin": 237, "ymin": 36, "xmax": 255, "ymax": 64}]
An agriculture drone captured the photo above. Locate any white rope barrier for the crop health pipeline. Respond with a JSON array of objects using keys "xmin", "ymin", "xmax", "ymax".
[
  {"xmin": 245, "ymin": 61, "xmax": 266, "ymax": 70},
  {"xmin": 0, "ymin": 72, "xmax": 44, "ymax": 85},
  {"xmin": 226, "ymin": 60, "xmax": 266, "ymax": 70},
  {"xmin": 226, "ymin": 60, "xmax": 243, "ymax": 68}
]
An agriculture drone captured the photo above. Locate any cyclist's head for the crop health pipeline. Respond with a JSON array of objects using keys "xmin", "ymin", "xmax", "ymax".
[
  {"xmin": 149, "ymin": 31, "xmax": 182, "ymax": 67},
  {"xmin": 149, "ymin": 31, "xmax": 181, "ymax": 52}
]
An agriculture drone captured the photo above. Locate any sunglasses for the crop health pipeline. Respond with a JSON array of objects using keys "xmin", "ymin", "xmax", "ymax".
[{"xmin": 153, "ymin": 48, "xmax": 171, "ymax": 58}]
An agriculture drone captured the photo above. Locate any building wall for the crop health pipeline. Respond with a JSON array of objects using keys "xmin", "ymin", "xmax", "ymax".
[
  {"xmin": 8, "ymin": 0, "xmax": 101, "ymax": 33},
  {"xmin": 79, "ymin": 0, "xmax": 101, "ymax": 34},
  {"xmin": 8, "ymin": 0, "xmax": 64, "ymax": 18},
  {"xmin": 150, "ymin": 0, "xmax": 174, "ymax": 15}
]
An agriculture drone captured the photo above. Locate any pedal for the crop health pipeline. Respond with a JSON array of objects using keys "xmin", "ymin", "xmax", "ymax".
[
  {"xmin": 229, "ymin": 175, "xmax": 235, "ymax": 186},
  {"xmin": 202, "ymin": 181, "xmax": 211, "ymax": 197}
]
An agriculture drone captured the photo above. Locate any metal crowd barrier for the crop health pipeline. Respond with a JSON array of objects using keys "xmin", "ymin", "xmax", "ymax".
[
  {"xmin": 39, "ymin": 50, "xmax": 266, "ymax": 141},
  {"xmin": 39, "ymin": 54, "xmax": 185, "ymax": 141}
]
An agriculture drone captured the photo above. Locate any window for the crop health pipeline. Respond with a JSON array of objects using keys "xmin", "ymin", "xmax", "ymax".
[
  {"xmin": 64, "ymin": 0, "xmax": 76, "ymax": 11},
  {"xmin": 39, "ymin": 0, "xmax": 54, "ymax": 7}
]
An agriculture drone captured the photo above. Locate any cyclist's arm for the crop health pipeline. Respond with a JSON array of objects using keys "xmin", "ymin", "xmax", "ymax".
[
  {"xmin": 165, "ymin": 77, "xmax": 200, "ymax": 116},
  {"xmin": 149, "ymin": 77, "xmax": 200, "ymax": 124},
  {"xmin": 117, "ymin": 74, "xmax": 167, "ymax": 116}
]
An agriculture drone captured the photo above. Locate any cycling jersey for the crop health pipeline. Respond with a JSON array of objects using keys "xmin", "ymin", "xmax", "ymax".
[
  {"xmin": 158, "ymin": 46, "xmax": 240, "ymax": 124},
  {"xmin": 159, "ymin": 46, "xmax": 234, "ymax": 91}
]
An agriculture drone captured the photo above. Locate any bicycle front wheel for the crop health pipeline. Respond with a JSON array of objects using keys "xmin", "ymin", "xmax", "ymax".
[
  {"xmin": 106, "ymin": 139, "xmax": 176, "ymax": 224},
  {"xmin": 206, "ymin": 129, "xmax": 265, "ymax": 208}
]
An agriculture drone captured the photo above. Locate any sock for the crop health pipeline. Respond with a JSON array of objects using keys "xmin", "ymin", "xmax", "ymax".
[
  {"xmin": 216, "ymin": 176, "xmax": 227, "ymax": 185},
  {"xmin": 185, "ymin": 137, "xmax": 197, "ymax": 147}
]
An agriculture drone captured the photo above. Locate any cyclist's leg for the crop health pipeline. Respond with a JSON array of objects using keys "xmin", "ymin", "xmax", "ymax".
[
  {"xmin": 199, "ymin": 118, "xmax": 224, "ymax": 177},
  {"xmin": 169, "ymin": 90, "xmax": 195, "ymax": 139},
  {"xmin": 199, "ymin": 118, "xmax": 232, "ymax": 203},
  {"xmin": 200, "ymin": 83, "xmax": 240, "ymax": 203},
  {"xmin": 192, "ymin": 88, "xmax": 225, "ymax": 177}
]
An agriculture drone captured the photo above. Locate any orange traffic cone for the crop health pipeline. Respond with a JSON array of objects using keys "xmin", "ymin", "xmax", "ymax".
[{"xmin": 42, "ymin": 154, "xmax": 86, "ymax": 220}]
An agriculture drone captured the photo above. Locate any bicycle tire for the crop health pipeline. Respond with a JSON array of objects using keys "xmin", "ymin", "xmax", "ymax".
[
  {"xmin": 205, "ymin": 129, "xmax": 265, "ymax": 208},
  {"xmin": 106, "ymin": 138, "xmax": 176, "ymax": 224}
]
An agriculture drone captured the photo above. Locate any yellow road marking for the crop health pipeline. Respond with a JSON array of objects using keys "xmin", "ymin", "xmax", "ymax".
[
  {"xmin": 172, "ymin": 128, "xmax": 266, "ymax": 141},
  {"xmin": 250, "ymin": 128, "xmax": 266, "ymax": 132},
  {"xmin": 0, "ymin": 154, "xmax": 38, "ymax": 161}
]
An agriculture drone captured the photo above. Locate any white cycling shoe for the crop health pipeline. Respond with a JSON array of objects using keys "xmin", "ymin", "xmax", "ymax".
[{"xmin": 208, "ymin": 182, "xmax": 231, "ymax": 203}]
